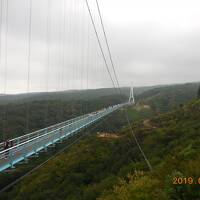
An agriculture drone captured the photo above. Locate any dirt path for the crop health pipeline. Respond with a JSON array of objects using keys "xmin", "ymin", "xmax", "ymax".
[
  {"xmin": 143, "ymin": 119, "xmax": 156, "ymax": 129},
  {"xmin": 97, "ymin": 132, "xmax": 121, "ymax": 139}
]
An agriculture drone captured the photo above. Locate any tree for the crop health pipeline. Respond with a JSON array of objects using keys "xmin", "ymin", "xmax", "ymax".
[{"xmin": 197, "ymin": 86, "xmax": 200, "ymax": 99}]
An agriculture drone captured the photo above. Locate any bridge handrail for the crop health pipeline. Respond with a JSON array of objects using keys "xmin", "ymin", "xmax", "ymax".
[
  {"xmin": 0, "ymin": 113, "xmax": 93, "ymax": 156},
  {"xmin": 0, "ymin": 113, "xmax": 87, "ymax": 149},
  {"xmin": 0, "ymin": 104, "xmax": 122, "ymax": 155},
  {"xmin": 0, "ymin": 104, "xmax": 123, "ymax": 172},
  {"xmin": 0, "ymin": 106, "xmax": 113, "ymax": 156}
]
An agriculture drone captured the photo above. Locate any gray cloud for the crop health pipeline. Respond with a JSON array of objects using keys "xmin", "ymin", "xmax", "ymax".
[{"xmin": 0, "ymin": 0, "xmax": 199, "ymax": 93}]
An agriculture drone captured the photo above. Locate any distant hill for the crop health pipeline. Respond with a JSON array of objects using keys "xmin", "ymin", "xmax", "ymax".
[
  {"xmin": 0, "ymin": 86, "xmax": 154, "ymax": 105},
  {"xmin": 0, "ymin": 88, "xmax": 125, "ymax": 105},
  {"xmin": 0, "ymin": 82, "xmax": 199, "ymax": 106}
]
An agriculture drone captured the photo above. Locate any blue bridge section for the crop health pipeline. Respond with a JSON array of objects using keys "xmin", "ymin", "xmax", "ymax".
[{"xmin": 0, "ymin": 103, "xmax": 126, "ymax": 172}]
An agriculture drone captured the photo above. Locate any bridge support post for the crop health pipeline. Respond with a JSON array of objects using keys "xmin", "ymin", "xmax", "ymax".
[
  {"xmin": 34, "ymin": 151, "xmax": 39, "ymax": 157},
  {"xmin": 24, "ymin": 157, "xmax": 28, "ymax": 164},
  {"xmin": 44, "ymin": 146, "xmax": 47, "ymax": 152},
  {"xmin": 8, "ymin": 151, "xmax": 15, "ymax": 169},
  {"xmin": 129, "ymin": 86, "xmax": 135, "ymax": 104},
  {"xmin": 58, "ymin": 128, "xmax": 63, "ymax": 143}
]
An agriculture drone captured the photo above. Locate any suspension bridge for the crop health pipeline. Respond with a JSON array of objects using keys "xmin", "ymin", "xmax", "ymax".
[
  {"xmin": 0, "ymin": 0, "xmax": 150, "ymax": 178},
  {"xmin": 0, "ymin": 103, "xmax": 132, "ymax": 172}
]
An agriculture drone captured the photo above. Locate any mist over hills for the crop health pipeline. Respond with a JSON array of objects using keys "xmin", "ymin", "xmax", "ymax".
[
  {"xmin": 0, "ymin": 82, "xmax": 199, "ymax": 106},
  {"xmin": 0, "ymin": 87, "xmax": 148, "ymax": 104}
]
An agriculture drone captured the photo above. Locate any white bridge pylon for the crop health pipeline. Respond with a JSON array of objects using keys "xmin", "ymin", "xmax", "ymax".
[{"xmin": 129, "ymin": 86, "xmax": 135, "ymax": 104}]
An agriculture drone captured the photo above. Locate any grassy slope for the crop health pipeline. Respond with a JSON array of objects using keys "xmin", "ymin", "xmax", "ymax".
[{"xmin": 2, "ymin": 99, "xmax": 200, "ymax": 200}]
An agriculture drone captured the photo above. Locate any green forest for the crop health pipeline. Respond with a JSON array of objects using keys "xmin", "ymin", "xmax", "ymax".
[
  {"xmin": 0, "ymin": 83, "xmax": 199, "ymax": 200},
  {"xmin": 0, "ymin": 82, "xmax": 198, "ymax": 141},
  {"xmin": 0, "ymin": 94, "xmax": 126, "ymax": 141}
]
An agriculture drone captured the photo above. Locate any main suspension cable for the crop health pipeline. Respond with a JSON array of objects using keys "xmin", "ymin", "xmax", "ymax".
[
  {"xmin": 85, "ymin": 0, "xmax": 117, "ymax": 91},
  {"xmin": 88, "ymin": 0, "xmax": 153, "ymax": 171}
]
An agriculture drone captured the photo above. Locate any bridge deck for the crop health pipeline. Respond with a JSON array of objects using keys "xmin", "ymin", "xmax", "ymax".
[{"xmin": 0, "ymin": 104, "xmax": 124, "ymax": 172}]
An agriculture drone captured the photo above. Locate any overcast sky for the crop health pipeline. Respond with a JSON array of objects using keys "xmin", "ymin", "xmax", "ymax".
[{"xmin": 0, "ymin": 0, "xmax": 200, "ymax": 93}]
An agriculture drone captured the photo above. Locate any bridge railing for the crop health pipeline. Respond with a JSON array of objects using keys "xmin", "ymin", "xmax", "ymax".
[
  {"xmin": 0, "ymin": 104, "xmax": 123, "ymax": 172},
  {"xmin": 0, "ymin": 114, "xmax": 88, "ymax": 151}
]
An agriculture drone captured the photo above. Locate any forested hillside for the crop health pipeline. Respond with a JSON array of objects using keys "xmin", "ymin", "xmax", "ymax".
[
  {"xmin": 0, "ymin": 82, "xmax": 198, "ymax": 106},
  {"xmin": 137, "ymin": 82, "xmax": 199, "ymax": 112},
  {"xmin": 0, "ymin": 94, "xmax": 126, "ymax": 141},
  {"xmin": 2, "ymin": 99, "xmax": 199, "ymax": 200},
  {"xmin": 0, "ymin": 82, "xmax": 199, "ymax": 141}
]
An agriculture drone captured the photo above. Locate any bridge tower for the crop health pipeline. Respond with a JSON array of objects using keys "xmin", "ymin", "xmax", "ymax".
[{"xmin": 129, "ymin": 86, "xmax": 135, "ymax": 104}]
